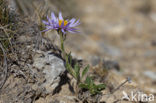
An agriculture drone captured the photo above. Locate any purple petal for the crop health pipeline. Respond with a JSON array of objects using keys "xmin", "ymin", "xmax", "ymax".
[
  {"xmin": 70, "ymin": 19, "xmax": 80, "ymax": 27},
  {"xmin": 56, "ymin": 23, "xmax": 60, "ymax": 28},
  {"xmin": 61, "ymin": 29, "xmax": 66, "ymax": 34},
  {"xmin": 51, "ymin": 12, "xmax": 57, "ymax": 21},
  {"xmin": 69, "ymin": 18, "xmax": 76, "ymax": 24},
  {"xmin": 42, "ymin": 20, "xmax": 49, "ymax": 25},
  {"xmin": 47, "ymin": 15, "xmax": 51, "ymax": 23},
  {"xmin": 41, "ymin": 26, "xmax": 54, "ymax": 32},
  {"xmin": 67, "ymin": 28, "xmax": 78, "ymax": 31},
  {"xmin": 64, "ymin": 22, "xmax": 71, "ymax": 28},
  {"xmin": 68, "ymin": 30, "xmax": 79, "ymax": 33},
  {"xmin": 59, "ymin": 12, "xmax": 63, "ymax": 20},
  {"xmin": 75, "ymin": 19, "xmax": 80, "ymax": 25},
  {"xmin": 66, "ymin": 27, "xmax": 80, "ymax": 33},
  {"xmin": 61, "ymin": 21, "xmax": 64, "ymax": 28}
]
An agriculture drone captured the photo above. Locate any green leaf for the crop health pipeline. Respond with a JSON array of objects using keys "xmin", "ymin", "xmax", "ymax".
[
  {"xmin": 66, "ymin": 62, "xmax": 72, "ymax": 74},
  {"xmin": 74, "ymin": 63, "xmax": 80, "ymax": 79},
  {"xmin": 65, "ymin": 54, "xmax": 74, "ymax": 76},
  {"xmin": 85, "ymin": 76, "xmax": 93, "ymax": 86},
  {"xmin": 92, "ymin": 83, "xmax": 96, "ymax": 88},
  {"xmin": 90, "ymin": 85, "xmax": 101, "ymax": 95},
  {"xmin": 65, "ymin": 54, "xmax": 69, "ymax": 63},
  {"xmin": 68, "ymin": 52, "xmax": 72, "ymax": 64},
  {"xmin": 90, "ymin": 89, "xmax": 99, "ymax": 95},
  {"xmin": 95, "ymin": 84, "xmax": 106, "ymax": 90},
  {"xmin": 82, "ymin": 65, "xmax": 89, "ymax": 79},
  {"xmin": 79, "ymin": 83, "xmax": 89, "ymax": 89}
]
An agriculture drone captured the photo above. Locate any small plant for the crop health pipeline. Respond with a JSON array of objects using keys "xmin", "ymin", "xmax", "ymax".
[
  {"xmin": 79, "ymin": 76, "xmax": 105, "ymax": 95},
  {"xmin": 42, "ymin": 12, "xmax": 105, "ymax": 95}
]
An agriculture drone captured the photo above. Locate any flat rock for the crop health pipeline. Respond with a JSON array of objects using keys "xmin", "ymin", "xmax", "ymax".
[{"xmin": 33, "ymin": 51, "xmax": 66, "ymax": 93}]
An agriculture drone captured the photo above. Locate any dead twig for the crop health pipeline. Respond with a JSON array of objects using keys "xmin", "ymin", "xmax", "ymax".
[
  {"xmin": 0, "ymin": 24, "xmax": 14, "ymax": 53},
  {"xmin": 101, "ymin": 77, "xmax": 131, "ymax": 102},
  {"xmin": 0, "ymin": 42, "xmax": 8, "ymax": 91},
  {"xmin": 110, "ymin": 77, "xmax": 131, "ymax": 94},
  {"xmin": 35, "ymin": 31, "xmax": 42, "ymax": 50}
]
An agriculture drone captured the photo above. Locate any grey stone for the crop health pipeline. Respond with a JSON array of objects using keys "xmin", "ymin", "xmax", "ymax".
[
  {"xmin": 144, "ymin": 50, "xmax": 156, "ymax": 57},
  {"xmin": 33, "ymin": 51, "xmax": 66, "ymax": 93},
  {"xmin": 144, "ymin": 71, "xmax": 156, "ymax": 80}
]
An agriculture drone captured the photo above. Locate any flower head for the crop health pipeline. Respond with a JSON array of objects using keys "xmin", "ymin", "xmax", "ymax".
[{"xmin": 42, "ymin": 12, "xmax": 80, "ymax": 34}]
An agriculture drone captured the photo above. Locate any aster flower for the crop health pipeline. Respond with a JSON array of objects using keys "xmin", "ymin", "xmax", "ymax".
[
  {"xmin": 42, "ymin": 12, "xmax": 80, "ymax": 34},
  {"xmin": 42, "ymin": 12, "xmax": 58, "ymax": 32}
]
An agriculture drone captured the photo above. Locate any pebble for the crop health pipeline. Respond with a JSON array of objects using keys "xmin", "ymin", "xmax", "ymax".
[{"xmin": 143, "ymin": 71, "xmax": 156, "ymax": 81}]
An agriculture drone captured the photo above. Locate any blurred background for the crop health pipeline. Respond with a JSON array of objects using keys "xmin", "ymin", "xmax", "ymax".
[{"xmin": 8, "ymin": 0, "xmax": 156, "ymax": 94}]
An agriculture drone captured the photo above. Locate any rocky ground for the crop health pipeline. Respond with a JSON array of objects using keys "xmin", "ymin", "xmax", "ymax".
[
  {"xmin": 68, "ymin": 0, "xmax": 156, "ymax": 93},
  {"xmin": 74, "ymin": 0, "xmax": 156, "ymax": 95},
  {"xmin": 0, "ymin": 0, "xmax": 156, "ymax": 103}
]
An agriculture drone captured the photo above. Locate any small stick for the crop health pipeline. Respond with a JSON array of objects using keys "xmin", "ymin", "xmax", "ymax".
[
  {"xmin": 35, "ymin": 31, "xmax": 42, "ymax": 50},
  {"xmin": 111, "ymin": 77, "xmax": 131, "ymax": 94},
  {"xmin": 0, "ymin": 42, "xmax": 8, "ymax": 91},
  {"xmin": 0, "ymin": 25, "xmax": 14, "ymax": 53}
]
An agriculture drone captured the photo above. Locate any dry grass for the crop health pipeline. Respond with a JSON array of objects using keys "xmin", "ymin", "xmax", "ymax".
[
  {"xmin": 0, "ymin": 0, "xmax": 9, "ymax": 25},
  {"xmin": 0, "ymin": 0, "xmax": 14, "ymax": 57},
  {"xmin": 0, "ymin": 0, "xmax": 9, "ymax": 88},
  {"xmin": 0, "ymin": 42, "xmax": 8, "ymax": 90},
  {"xmin": 0, "ymin": 0, "xmax": 79, "ymax": 54},
  {"xmin": 13, "ymin": 0, "xmax": 78, "ymax": 28}
]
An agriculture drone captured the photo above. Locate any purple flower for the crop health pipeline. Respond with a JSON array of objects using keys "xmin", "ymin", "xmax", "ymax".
[{"xmin": 42, "ymin": 12, "xmax": 80, "ymax": 34}]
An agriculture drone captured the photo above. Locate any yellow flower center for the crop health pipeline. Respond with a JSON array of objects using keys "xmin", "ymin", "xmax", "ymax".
[{"xmin": 59, "ymin": 20, "xmax": 68, "ymax": 27}]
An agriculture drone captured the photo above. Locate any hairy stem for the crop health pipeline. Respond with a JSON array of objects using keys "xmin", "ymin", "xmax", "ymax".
[
  {"xmin": 60, "ymin": 32, "xmax": 65, "ymax": 58},
  {"xmin": 58, "ymin": 31, "xmax": 74, "ymax": 76},
  {"xmin": 58, "ymin": 31, "xmax": 82, "ymax": 88}
]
